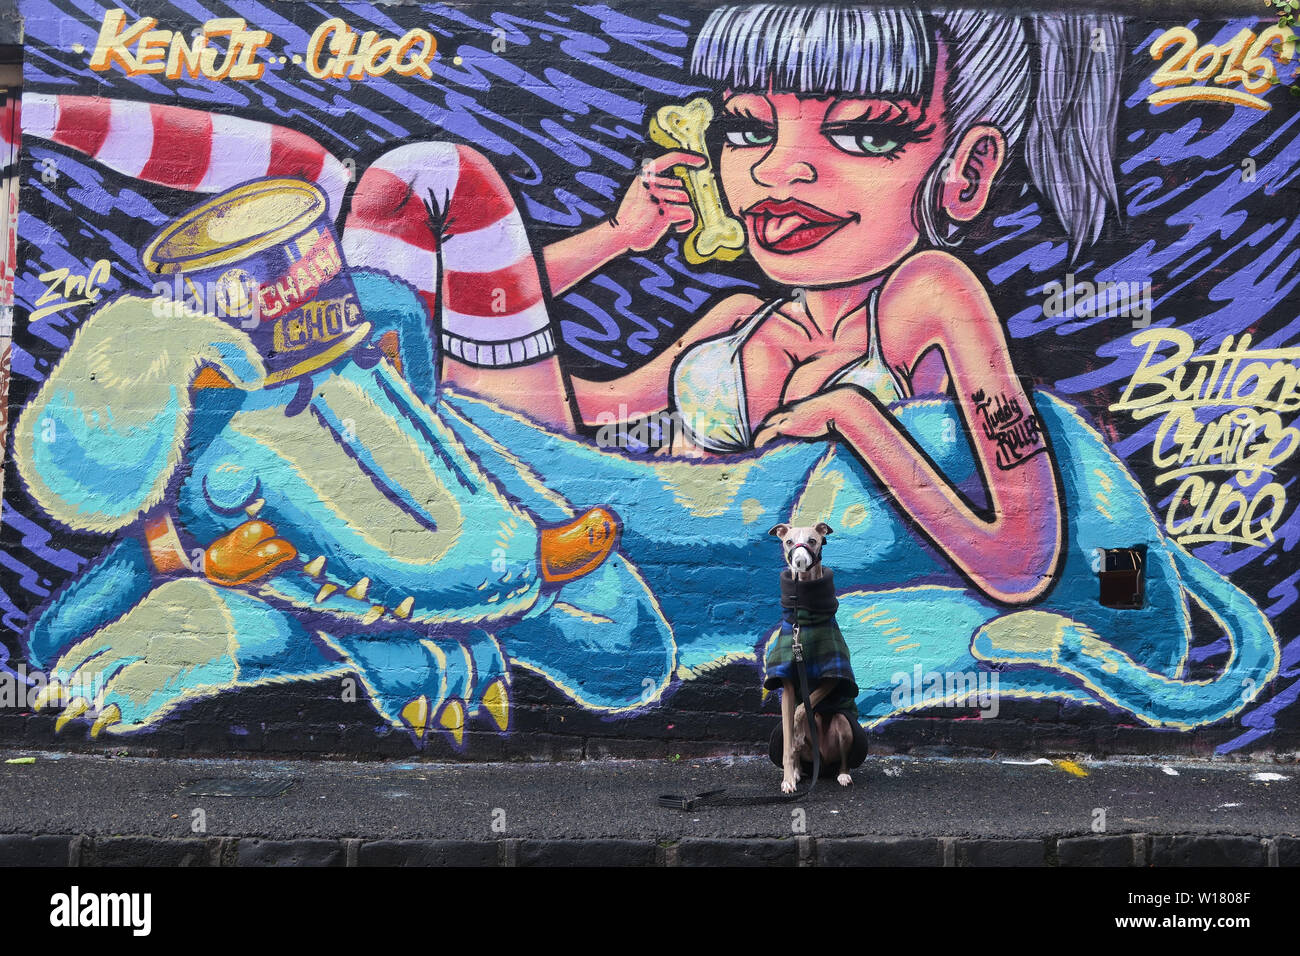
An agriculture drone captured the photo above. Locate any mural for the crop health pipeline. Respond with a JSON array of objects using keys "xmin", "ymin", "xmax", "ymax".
[{"xmin": 1, "ymin": 1, "xmax": 1297, "ymax": 754}]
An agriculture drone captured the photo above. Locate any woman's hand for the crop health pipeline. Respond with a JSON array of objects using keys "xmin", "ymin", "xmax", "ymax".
[
  {"xmin": 753, "ymin": 387, "xmax": 863, "ymax": 449},
  {"xmin": 609, "ymin": 151, "xmax": 705, "ymax": 253},
  {"xmin": 543, "ymin": 151, "xmax": 706, "ymax": 296}
]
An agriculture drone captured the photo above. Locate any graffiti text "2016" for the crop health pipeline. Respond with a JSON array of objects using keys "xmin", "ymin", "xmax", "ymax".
[{"xmin": 1148, "ymin": 25, "xmax": 1296, "ymax": 111}]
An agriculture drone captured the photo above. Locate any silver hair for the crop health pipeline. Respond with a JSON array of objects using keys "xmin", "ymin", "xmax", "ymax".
[{"xmin": 690, "ymin": 4, "xmax": 1123, "ymax": 262}]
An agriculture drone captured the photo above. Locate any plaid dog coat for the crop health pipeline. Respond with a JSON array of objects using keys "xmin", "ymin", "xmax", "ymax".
[{"xmin": 762, "ymin": 570, "xmax": 860, "ymax": 721}]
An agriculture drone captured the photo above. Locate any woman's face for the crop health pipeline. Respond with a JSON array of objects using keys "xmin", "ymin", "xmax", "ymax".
[{"xmin": 716, "ymin": 51, "xmax": 951, "ymax": 288}]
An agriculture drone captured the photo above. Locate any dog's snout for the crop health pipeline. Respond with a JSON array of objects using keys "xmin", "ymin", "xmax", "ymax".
[
  {"xmin": 776, "ymin": 525, "xmax": 829, "ymax": 578},
  {"xmin": 788, "ymin": 544, "xmax": 815, "ymax": 572}
]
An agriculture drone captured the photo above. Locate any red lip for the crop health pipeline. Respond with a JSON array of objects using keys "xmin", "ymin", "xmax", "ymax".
[
  {"xmin": 743, "ymin": 197, "xmax": 856, "ymax": 254},
  {"xmin": 745, "ymin": 198, "xmax": 846, "ymax": 223}
]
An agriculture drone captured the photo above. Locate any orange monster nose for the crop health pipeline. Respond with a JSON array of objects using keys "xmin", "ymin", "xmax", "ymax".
[
  {"xmin": 205, "ymin": 520, "xmax": 299, "ymax": 586},
  {"xmin": 538, "ymin": 506, "xmax": 620, "ymax": 583}
]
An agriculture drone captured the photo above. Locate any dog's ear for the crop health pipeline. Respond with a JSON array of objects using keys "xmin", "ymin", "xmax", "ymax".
[
  {"xmin": 768, "ymin": 523, "xmax": 789, "ymax": 539},
  {"xmin": 815, "ymin": 522, "xmax": 833, "ymax": 538},
  {"xmin": 14, "ymin": 294, "xmax": 264, "ymax": 534}
]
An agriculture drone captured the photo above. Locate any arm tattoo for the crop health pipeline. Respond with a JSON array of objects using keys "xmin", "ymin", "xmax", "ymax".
[{"xmin": 971, "ymin": 389, "xmax": 1047, "ymax": 471}]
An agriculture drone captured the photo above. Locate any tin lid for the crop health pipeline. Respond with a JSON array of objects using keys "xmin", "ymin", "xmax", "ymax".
[{"xmin": 142, "ymin": 178, "xmax": 328, "ymax": 275}]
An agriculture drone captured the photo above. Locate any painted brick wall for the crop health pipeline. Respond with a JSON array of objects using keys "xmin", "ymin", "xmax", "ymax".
[{"xmin": 1, "ymin": 0, "xmax": 1297, "ymax": 762}]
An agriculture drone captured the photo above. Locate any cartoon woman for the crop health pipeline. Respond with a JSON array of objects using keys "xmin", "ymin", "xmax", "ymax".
[
  {"xmin": 19, "ymin": 7, "xmax": 1112, "ymax": 609},
  {"xmin": 391, "ymin": 5, "xmax": 1122, "ymax": 607}
]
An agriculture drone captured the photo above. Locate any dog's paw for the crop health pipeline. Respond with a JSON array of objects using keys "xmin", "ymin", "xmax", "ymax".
[
  {"xmin": 837, "ymin": 773, "xmax": 852, "ymax": 787},
  {"xmin": 781, "ymin": 761, "xmax": 800, "ymax": 793}
]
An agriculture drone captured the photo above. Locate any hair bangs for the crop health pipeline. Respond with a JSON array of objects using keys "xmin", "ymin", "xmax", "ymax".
[{"xmin": 690, "ymin": 4, "xmax": 933, "ymax": 99}]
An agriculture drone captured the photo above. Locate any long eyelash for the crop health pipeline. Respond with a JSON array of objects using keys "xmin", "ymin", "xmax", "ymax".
[
  {"xmin": 721, "ymin": 103, "xmax": 760, "ymax": 120},
  {"xmin": 827, "ymin": 100, "xmax": 924, "ymax": 126},
  {"xmin": 717, "ymin": 115, "xmax": 773, "ymax": 133},
  {"xmin": 716, "ymin": 116, "xmax": 776, "ymax": 144},
  {"xmin": 819, "ymin": 118, "xmax": 935, "ymax": 147}
]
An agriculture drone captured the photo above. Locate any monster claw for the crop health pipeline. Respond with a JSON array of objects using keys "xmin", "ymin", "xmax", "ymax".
[
  {"xmin": 345, "ymin": 577, "xmax": 371, "ymax": 601},
  {"xmin": 393, "ymin": 596, "xmax": 414, "ymax": 620},
  {"xmin": 539, "ymin": 506, "xmax": 620, "ymax": 583},
  {"xmin": 303, "ymin": 556, "xmax": 326, "ymax": 578},
  {"xmin": 315, "ymin": 583, "xmax": 338, "ymax": 603},
  {"xmin": 480, "ymin": 678, "xmax": 510, "ymax": 731},
  {"xmin": 244, "ymin": 497, "xmax": 265, "ymax": 518},
  {"xmin": 90, "ymin": 704, "xmax": 122, "ymax": 739},
  {"xmin": 33, "ymin": 681, "xmax": 63, "ymax": 713},
  {"xmin": 437, "ymin": 697, "xmax": 466, "ymax": 747},
  {"xmin": 401, "ymin": 696, "xmax": 430, "ymax": 741},
  {"xmin": 55, "ymin": 697, "xmax": 89, "ymax": 732},
  {"xmin": 361, "ymin": 605, "xmax": 385, "ymax": 626}
]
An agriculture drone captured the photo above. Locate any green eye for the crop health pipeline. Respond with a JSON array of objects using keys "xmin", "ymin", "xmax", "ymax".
[
  {"xmin": 725, "ymin": 128, "xmax": 774, "ymax": 147},
  {"xmin": 828, "ymin": 132, "xmax": 901, "ymax": 156}
]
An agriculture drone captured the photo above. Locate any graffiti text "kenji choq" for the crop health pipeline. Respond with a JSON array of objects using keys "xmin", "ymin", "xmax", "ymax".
[{"xmin": 86, "ymin": 9, "xmax": 436, "ymax": 82}]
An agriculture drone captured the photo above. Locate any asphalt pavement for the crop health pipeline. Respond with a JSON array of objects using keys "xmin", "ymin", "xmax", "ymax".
[{"xmin": 0, "ymin": 748, "xmax": 1295, "ymax": 865}]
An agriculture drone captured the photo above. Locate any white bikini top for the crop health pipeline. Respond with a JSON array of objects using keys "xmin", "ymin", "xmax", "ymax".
[{"xmin": 670, "ymin": 287, "xmax": 908, "ymax": 454}]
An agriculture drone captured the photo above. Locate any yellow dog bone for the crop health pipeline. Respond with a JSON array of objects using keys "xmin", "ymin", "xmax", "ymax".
[{"xmin": 648, "ymin": 98, "xmax": 746, "ymax": 265}]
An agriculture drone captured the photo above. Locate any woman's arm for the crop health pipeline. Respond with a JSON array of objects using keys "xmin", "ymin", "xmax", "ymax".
[
  {"xmin": 542, "ymin": 150, "xmax": 705, "ymax": 296},
  {"xmin": 754, "ymin": 251, "xmax": 1064, "ymax": 605},
  {"xmin": 542, "ymin": 220, "xmax": 634, "ymax": 298},
  {"xmin": 545, "ymin": 150, "xmax": 740, "ymax": 424}
]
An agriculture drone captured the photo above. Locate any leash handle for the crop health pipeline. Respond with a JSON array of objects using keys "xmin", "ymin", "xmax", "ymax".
[{"xmin": 657, "ymin": 789, "xmax": 727, "ymax": 810}]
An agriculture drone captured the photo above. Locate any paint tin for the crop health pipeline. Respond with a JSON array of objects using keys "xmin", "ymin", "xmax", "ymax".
[{"xmin": 142, "ymin": 178, "xmax": 369, "ymax": 385}]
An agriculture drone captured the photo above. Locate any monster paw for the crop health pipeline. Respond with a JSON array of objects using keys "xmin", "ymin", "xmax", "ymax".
[
  {"xmin": 36, "ymin": 579, "xmax": 334, "ymax": 737},
  {"xmin": 323, "ymin": 627, "xmax": 512, "ymax": 750},
  {"xmin": 501, "ymin": 553, "xmax": 675, "ymax": 710},
  {"xmin": 39, "ymin": 579, "xmax": 243, "ymax": 736}
]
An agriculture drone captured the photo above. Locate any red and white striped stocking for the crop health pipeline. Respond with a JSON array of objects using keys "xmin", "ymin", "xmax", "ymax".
[{"xmin": 21, "ymin": 94, "xmax": 557, "ymax": 369}]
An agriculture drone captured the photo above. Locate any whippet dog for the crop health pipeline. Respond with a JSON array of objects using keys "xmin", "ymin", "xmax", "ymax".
[{"xmin": 768, "ymin": 522, "xmax": 859, "ymax": 791}]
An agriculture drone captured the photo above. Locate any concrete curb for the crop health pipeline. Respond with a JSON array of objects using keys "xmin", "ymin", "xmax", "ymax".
[{"xmin": 0, "ymin": 832, "xmax": 1290, "ymax": 866}]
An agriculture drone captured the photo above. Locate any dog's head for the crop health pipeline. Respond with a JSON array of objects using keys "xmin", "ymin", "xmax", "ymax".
[{"xmin": 769, "ymin": 522, "xmax": 833, "ymax": 575}]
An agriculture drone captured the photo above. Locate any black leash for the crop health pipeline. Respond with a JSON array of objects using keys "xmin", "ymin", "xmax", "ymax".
[{"xmin": 658, "ymin": 580, "xmax": 821, "ymax": 811}]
